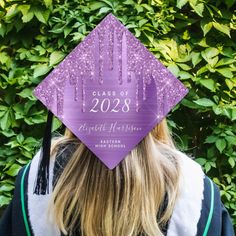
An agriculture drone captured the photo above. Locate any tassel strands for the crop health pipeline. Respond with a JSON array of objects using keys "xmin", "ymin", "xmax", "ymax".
[{"xmin": 34, "ymin": 110, "xmax": 53, "ymax": 195}]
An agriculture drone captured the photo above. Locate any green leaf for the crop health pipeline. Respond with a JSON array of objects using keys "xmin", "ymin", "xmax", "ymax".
[
  {"xmin": 24, "ymin": 100, "xmax": 36, "ymax": 113},
  {"xmin": 22, "ymin": 11, "xmax": 34, "ymax": 23},
  {"xmin": 33, "ymin": 9, "xmax": 50, "ymax": 24},
  {"xmin": 178, "ymin": 71, "xmax": 192, "ymax": 80},
  {"xmin": 52, "ymin": 117, "xmax": 62, "ymax": 132},
  {"xmin": 1, "ymin": 129, "xmax": 15, "ymax": 137},
  {"xmin": 199, "ymin": 79, "xmax": 216, "ymax": 92},
  {"xmin": 181, "ymin": 99, "xmax": 200, "ymax": 109},
  {"xmin": 213, "ymin": 106, "xmax": 222, "ymax": 115},
  {"xmin": 191, "ymin": 3, "xmax": 204, "ymax": 17},
  {"xmin": 194, "ymin": 98, "xmax": 216, "ymax": 107},
  {"xmin": 216, "ymin": 139, "xmax": 226, "ymax": 153},
  {"xmin": 97, "ymin": 7, "xmax": 111, "ymax": 15},
  {"xmin": 89, "ymin": 2, "xmax": 108, "ymax": 11},
  {"xmin": 24, "ymin": 137, "xmax": 38, "ymax": 145},
  {"xmin": 16, "ymin": 133, "xmax": 24, "ymax": 143},
  {"xmin": 225, "ymin": 135, "xmax": 236, "ymax": 145},
  {"xmin": 222, "ymin": 108, "xmax": 232, "ymax": 120},
  {"xmin": 0, "ymin": 195, "xmax": 11, "ymax": 207},
  {"xmin": 205, "ymin": 162, "xmax": 211, "ymax": 173},
  {"xmin": 201, "ymin": 21, "xmax": 212, "ymax": 36},
  {"xmin": 141, "ymin": 4, "xmax": 154, "ymax": 12},
  {"xmin": 0, "ymin": 23, "xmax": 6, "ymax": 37},
  {"xmin": 123, "ymin": 0, "xmax": 135, "ymax": 4},
  {"xmin": 195, "ymin": 158, "xmax": 207, "ymax": 165},
  {"xmin": 197, "ymin": 38, "xmax": 209, "ymax": 48},
  {"xmin": 64, "ymin": 27, "xmax": 73, "ymax": 38},
  {"xmin": 228, "ymin": 157, "xmax": 235, "ymax": 168},
  {"xmin": 201, "ymin": 47, "xmax": 219, "ymax": 60},
  {"xmin": 18, "ymin": 5, "xmax": 34, "ymax": 23},
  {"xmin": 191, "ymin": 52, "xmax": 201, "ymax": 66},
  {"xmin": 143, "ymin": 31, "xmax": 154, "ymax": 43},
  {"xmin": 212, "ymin": 22, "xmax": 231, "ymax": 37},
  {"xmin": 231, "ymin": 108, "xmax": 236, "ymax": 121},
  {"xmin": 49, "ymin": 51, "xmax": 65, "ymax": 67},
  {"xmin": 135, "ymin": 4, "xmax": 143, "ymax": 13},
  {"xmin": 5, "ymin": 4, "xmax": 20, "ymax": 21},
  {"xmin": 17, "ymin": 88, "xmax": 36, "ymax": 100},
  {"xmin": 99, "ymin": 0, "xmax": 113, "ymax": 8},
  {"xmin": 44, "ymin": 0, "xmax": 52, "ymax": 8},
  {"xmin": 6, "ymin": 164, "xmax": 21, "ymax": 176},
  {"xmin": 139, "ymin": 19, "xmax": 148, "ymax": 27},
  {"xmin": 33, "ymin": 64, "xmax": 51, "ymax": 78},
  {"xmin": 215, "ymin": 58, "xmax": 235, "ymax": 67},
  {"xmin": 167, "ymin": 63, "xmax": 179, "ymax": 77},
  {"xmin": 217, "ymin": 68, "xmax": 233, "ymax": 78},
  {"xmin": 0, "ymin": 110, "xmax": 10, "ymax": 130},
  {"xmin": 176, "ymin": 0, "xmax": 188, "ymax": 9},
  {"xmin": 134, "ymin": 28, "xmax": 141, "ymax": 37},
  {"xmin": 0, "ymin": 184, "xmax": 14, "ymax": 192},
  {"xmin": 177, "ymin": 63, "xmax": 191, "ymax": 71},
  {"xmin": 0, "ymin": 52, "xmax": 10, "ymax": 65},
  {"xmin": 205, "ymin": 135, "xmax": 218, "ymax": 143},
  {"xmin": 0, "ymin": 105, "xmax": 8, "ymax": 111},
  {"xmin": 225, "ymin": 79, "xmax": 234, "ymax": 90}
]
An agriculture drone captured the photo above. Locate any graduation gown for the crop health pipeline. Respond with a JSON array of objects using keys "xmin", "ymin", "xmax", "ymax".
[{"xmin": 0, "ymin": 148, "xmax": 234, "ymax": 236}]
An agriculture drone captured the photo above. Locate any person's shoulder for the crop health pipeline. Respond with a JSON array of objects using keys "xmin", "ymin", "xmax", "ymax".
[
  {"xmin": 167, "ymin": 150, "xmax": 235, "ymax": 236},
  {"xmin": 167, "ymin": 150, "xmax": 205, "ymax": 235},
  {"xmin": 175, "ymin": 149, "xmax": 202, "ymax": 166},
  {"xmin": 172, "ymin": 149, "xmax": 205, "ymax": 181}
]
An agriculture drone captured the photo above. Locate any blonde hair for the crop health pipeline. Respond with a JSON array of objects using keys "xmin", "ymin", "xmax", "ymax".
[{"xmin": 49, "ymin": 119, "xmax": 181, "ymax": 236}]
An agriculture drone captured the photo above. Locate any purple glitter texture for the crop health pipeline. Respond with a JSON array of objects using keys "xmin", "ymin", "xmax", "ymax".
[{"xmin": 33, "ymin": 13, "xmax": 189, "ymax": 169}]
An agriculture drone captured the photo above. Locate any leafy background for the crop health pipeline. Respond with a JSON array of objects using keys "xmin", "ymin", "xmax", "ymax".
[{"xmin": 0, "ymin": 0, "xmax": 235, "ymax": 229}]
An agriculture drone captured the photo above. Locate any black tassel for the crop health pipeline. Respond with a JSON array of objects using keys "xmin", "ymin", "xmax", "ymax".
[{"xmin": 34, "ymin": 110, "xmax": 53, "ymax": 195}]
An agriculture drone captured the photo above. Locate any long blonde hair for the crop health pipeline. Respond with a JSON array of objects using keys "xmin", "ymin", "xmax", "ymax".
[{"xmin": 49, "ymin": 119, "xmax": 181, "ymax": 236}]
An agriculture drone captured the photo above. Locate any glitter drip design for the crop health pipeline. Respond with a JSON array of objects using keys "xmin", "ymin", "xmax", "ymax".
[{"xmin": 33, "ymin": 14, "xmax": 188, "ymax": 119}]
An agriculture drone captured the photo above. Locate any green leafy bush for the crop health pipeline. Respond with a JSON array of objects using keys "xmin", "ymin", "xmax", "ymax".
[{"xmin": 0, "ymin": 0, "xmax": 235, "ymax": 227}]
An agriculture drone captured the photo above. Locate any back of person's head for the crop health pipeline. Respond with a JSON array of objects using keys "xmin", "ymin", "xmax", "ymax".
[{"xmin": 49, "ymin": 118, "xmax": 181, "ymax": 236}]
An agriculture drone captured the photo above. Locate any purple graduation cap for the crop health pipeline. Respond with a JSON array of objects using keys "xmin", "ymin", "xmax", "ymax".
[{"xmin": 33, "ymin": 13, "xmax": 188, "ymax": 194}]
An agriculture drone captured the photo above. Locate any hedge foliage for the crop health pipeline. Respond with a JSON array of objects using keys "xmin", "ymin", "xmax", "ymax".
[{"xmin": 0, "ymin": 0, "xmax": 236, "ymax": 226}]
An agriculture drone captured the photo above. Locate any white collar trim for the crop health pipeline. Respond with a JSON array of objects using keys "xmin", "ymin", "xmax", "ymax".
[
  {"xmin": 27, "ymin": 150, "xmax": 60, "ymax": 236},
  {"xmin": 167, "ymin": 151, "xmax": 204, "ymax": 236}
]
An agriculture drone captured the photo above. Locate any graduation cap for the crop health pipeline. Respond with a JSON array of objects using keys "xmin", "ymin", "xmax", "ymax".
[{"xmin": 33, "ymin": 13, "xmax": 188, "ymax": 194}]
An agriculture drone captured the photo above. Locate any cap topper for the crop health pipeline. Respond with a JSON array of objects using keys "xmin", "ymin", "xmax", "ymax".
[{"xmin": 33, "ymin": 13, "xmax": 188, "ymax": 169}]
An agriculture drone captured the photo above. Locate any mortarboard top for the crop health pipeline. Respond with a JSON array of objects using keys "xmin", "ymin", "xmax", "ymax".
[{"xmin": 33, "ymin": 13, "xmax": 188, "ymax": 193}]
